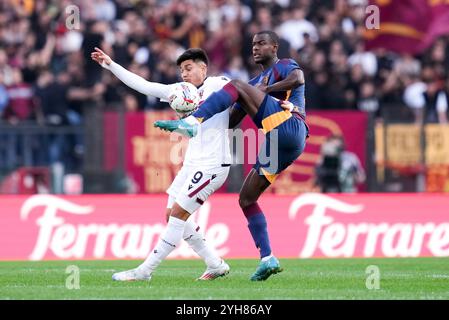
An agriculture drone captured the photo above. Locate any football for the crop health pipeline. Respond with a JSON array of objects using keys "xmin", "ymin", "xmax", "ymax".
[{"xmin": 168, "ymin": 82, "xmax": 200, "ymax": 114}]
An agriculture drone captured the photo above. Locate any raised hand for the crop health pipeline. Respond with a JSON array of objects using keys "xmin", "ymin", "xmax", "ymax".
[{"xmin": 91, "ymin": 47, "xmax": 112, "ymax": 67}]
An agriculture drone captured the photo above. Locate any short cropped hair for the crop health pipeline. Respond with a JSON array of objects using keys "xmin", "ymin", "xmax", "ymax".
[
  {"xmin": 255, "ymin": 30, "xmax": 280, "ymax": 45},
  {"xmin": 176, "ymin": 48, "xmax": 209, "ymax": 66}
]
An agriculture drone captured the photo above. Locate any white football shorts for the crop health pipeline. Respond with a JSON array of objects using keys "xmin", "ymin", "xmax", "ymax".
[{"xmin": 166, "ymin": 165, "xmax": 230, "ymax": 214}]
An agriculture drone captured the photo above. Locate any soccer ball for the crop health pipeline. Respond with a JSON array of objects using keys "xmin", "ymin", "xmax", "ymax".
[{"xmin": 168, "ymin": 82, "xmax": 200, "ymax": 114}]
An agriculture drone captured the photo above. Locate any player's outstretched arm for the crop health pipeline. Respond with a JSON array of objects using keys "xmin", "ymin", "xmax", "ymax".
[{"xmin": 91, "ymin": 47, "xmax": 171, "ymax": 99}]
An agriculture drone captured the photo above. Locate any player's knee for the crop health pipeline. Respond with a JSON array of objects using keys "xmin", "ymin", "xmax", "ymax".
[
  {"xmin": 170, "ymin": 203, "xmax": 191, "ymax": 221},
  {"xmin": 239, "ymin": 194, "xmax": 255, "ymax": 209}
]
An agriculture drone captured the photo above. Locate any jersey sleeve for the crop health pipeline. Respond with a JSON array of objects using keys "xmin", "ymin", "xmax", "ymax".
[
  {"xmin": 215, "ymin": 76, "xmax": 230, "ymax": 90},
  {"xmin": 108, "ymin": 61, "xmax": 174, "ymax": 101},
  {"xmin": 159, "ymin": 84, "xmax": 176, "ymax": 102},
  {"xmin": 278, "ymin": 59, "xmax": 301, "ymax": 78}
]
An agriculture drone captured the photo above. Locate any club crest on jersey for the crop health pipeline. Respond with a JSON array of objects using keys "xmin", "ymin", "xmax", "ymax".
[{"xmin": 263, "ymin": 76, "xmax": 269, "ymax": 85}]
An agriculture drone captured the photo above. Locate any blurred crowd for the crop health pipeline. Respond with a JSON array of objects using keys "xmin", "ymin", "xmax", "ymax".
[{"xmin": 0, "ymin": 0, "xmax": 449, "ymax": 171}]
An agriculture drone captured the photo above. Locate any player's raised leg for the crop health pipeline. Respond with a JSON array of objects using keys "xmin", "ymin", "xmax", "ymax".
[
  {"xmin": 154, "ymin": 79, "xmax": 266, "ymax": 135},
  {"xmin": 192, "ymin": 79, "xmax": 264, "ymax": 121},
  {"xmin": 239, "ymin": 169, "xmax": 283, "ymax": 281}
]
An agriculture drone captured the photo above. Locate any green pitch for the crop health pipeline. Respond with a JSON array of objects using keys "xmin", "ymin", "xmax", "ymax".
[{"xmin": 1, "ymin": 258, "xmax": 448, "ymax": 300}]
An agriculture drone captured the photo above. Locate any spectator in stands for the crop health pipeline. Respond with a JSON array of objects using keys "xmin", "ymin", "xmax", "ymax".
[
  {"xmin": 402, "ymin": 66, "xmax": 448, "ymax": 125},
  {"xmin": 403, "ymin": 73, "xmax": 427, "ymax": 124},
  {"xmin": 357, "ymin": 80, "xmax": 380, "ymax": 115},
  {"xmin": 348, "ymin": 41, "xmax": 377, "ymax": 77},
  {"xmin": 277, "ymin": 7, "xmax": 318, "ymax": 52},
  {"xmin": 422, "ymin": 65, "xmax": 448, "ymax": 124},
  {"xmin": 35, "ymin": 69, "xmax": 70, "ymax": 165},
  {"xmin": 0, "ymin": 73, "xmax": 8, "ymax": 116},
  {"xmin": 0, "ymin": 72, "xmax": 9, "ymax": 170},
  {"xmin": 0, "ymin": 49, "xmax": 14, "ymax": 87},
  {"xmin": 2, "ymin": 68, "xmax": 42, "ymax": 124}
]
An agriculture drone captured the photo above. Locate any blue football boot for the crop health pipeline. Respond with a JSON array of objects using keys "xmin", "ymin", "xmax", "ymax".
[
  {"xmin": 250, "ymin": 256, "xmax": 283, "ymax": 281},
  {"xmin": 153, "ymin": 119, "xmax": 198, "ymax": 138}
]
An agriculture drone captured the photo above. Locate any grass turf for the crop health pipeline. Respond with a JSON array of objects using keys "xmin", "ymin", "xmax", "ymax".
[{"xmin": 0, "ymin": 258, "xmax": 448, "ymax": 300}]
